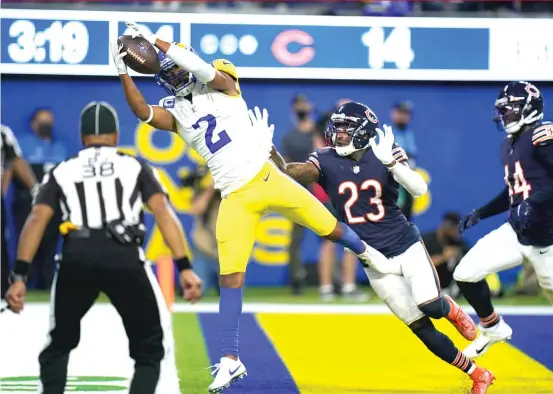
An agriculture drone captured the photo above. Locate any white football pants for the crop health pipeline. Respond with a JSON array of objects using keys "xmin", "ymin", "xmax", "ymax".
[
  {"xmin": 363, "ymin": 241, "xmax": 441, "ymax": 325},
  {"xmin": 453, "ymin": 222, "xmax": 553, "ymax": 303}
]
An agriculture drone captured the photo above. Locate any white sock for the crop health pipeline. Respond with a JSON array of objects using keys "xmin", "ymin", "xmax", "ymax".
[
  {"xmin": 320, "ymin": 284, "xmax": 333, "ymax": 293},
  {"xmin": 342, "ymin": 283, "xmax": 356, "ymax": 293}
]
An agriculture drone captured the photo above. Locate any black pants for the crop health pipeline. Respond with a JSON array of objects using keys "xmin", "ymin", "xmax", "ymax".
[
  {"xmin": 13, "ymin": 194, "xmax": 60, "ymax": 289},
  {"xmin": 1, "ymin": 197, "xmax": 9, "ymax": 299},
  {"xmin": 39, "ymin": 236, "xmax": 166, "ymax": 394}
]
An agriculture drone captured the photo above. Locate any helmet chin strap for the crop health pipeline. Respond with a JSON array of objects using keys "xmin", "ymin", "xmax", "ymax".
[
  {"xmin": 335, "ymin": 140, "xmax": 368, "ymax": 157},
  {"xmin": 504, "ymin": 109, "xmax": 541, "ymax": 134}
]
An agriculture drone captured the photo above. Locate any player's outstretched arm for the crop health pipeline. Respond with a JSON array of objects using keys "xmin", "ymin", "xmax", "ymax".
[
  {"xmin": 270, "ymin": 147, "xmax": 320, "ymax": 184},
  {"xmin": 475, "ymin": 187, "xmax": 510, "ymax": 220},
  {"xmin": 120, "ymin": 75, "xmax": 176, "ymax": 132},
  {"xmin": 123, "ymin": 21, "xmax": 237, "ymax": 95},
  {"xmin": 111, "ymin": 40, "xmax": 176, "ymax": 132}
]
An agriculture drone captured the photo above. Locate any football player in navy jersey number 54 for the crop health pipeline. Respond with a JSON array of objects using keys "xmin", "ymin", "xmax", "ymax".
[
  {"xmin": 253, "ymin": 102, "xmax": 494, "ymax": 394},
  {"xmin": 454, "ymin": 81, "xmax": 553, "ymax": 359}
]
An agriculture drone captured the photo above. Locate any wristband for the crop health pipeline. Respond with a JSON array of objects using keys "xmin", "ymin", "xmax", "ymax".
[
  {"xmin": 174, "ymin": 256, "xmax": 192, "ymax": 272},
  {"xmin": 385, "ymin": 160, "xmax": 397, "ymax": 169},
  {"xmin": 11, "ymin": 260, "xmax": 30, "ymax": 283},
  {"xmin": 144, "ymin": 105, "xmax": 154, "ymax": 124}
]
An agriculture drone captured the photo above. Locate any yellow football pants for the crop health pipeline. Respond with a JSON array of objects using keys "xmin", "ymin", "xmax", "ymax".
[{"xmin": 217, "ymin": 161, "xmax": 337, "ymax": 275}]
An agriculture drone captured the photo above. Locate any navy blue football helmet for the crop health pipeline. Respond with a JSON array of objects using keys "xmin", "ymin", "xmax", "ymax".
[
  {"xmin": 494, "ymin": 81, "xmax": 544, "ymax": 135},
  {"xmin": 326, "ymin": 102, "xmax": 379, "ymax": 156}
]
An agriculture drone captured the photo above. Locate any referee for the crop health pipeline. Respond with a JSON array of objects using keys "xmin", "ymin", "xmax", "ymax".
[
  {"xmin": 1, "ymin": 124, "xmax": 37, "ymax": 299},
  {"xmin": 5, "ymin": 102, "xmax": 202, "ymax": 394}
]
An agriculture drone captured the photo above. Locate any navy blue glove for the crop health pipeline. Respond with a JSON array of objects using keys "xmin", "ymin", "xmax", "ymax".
[
  {"xmin": 459, "ymin": 210, "xmax": 480, "ymax": 237},
  {"xmin": 510, "ymin": 200, "xmax": 533, "ymax": 233}
]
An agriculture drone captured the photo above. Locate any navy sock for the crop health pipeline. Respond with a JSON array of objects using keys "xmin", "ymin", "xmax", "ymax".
[
  {"xmin": 411, "ymin": 317, "xmax": 474, "ymax": 374},
  {"xmin": 220, "ymin": 287, "xmax": 243, "ymax": 358},
  {"xmin": 335, "ymin": 223, "xmax": 365, "ymax": 255},
  {"xmin": 457, "ymin": 280, "xmax": 498, "ymax": 326}
]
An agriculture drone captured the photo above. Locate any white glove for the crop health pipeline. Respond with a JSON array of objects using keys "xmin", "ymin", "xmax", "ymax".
[
  {"xmin": 248, "ymin": 106, "xmax": 275, "ymax": 153},
  {"xmin": 124, "ymin": 20, "xmax": 157, "ymax": 45},
  {"xmin": 357, "ymin": 241, "xmax": 402, "ymax": 275},
  {"xmin": 110, "ymin": 40, "xmax": 127, "ymax": 75},
  {"xmin": 369, "ymin": 124, "xmax": 395, "ymax": 165}
]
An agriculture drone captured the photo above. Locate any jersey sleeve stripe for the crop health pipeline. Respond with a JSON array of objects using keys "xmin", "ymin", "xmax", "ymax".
[
  {"xmin": 392, "ymin": 147, "xmax": 408, "ymax": 162},
  {"xmin": 532, "ymin": 125, "xmax": 553, "ymax": 143},
  {"xmin": 533, "ymin": 135, "xmax": 553, "ymax": 146},
  {"xmin": 307, "ymin": 156, "xmax": 321, "ymax": 170}
]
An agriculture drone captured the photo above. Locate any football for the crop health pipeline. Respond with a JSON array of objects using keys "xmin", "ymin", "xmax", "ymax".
[{"xmin": 117, "ymin": 35, "xmax": 160, "ymax": 75}]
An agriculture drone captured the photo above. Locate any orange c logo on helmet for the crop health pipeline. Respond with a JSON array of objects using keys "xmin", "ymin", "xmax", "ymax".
[
  {"xmin": 525, "ymin": 83, "xmax": 540, "ymax": 98},
  {"xmin": 365, "ymin": 108, "xmax": 378, "ymax": 124}
]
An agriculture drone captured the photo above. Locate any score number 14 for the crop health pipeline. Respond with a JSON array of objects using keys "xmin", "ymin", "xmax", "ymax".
[
  {"xmin": 8, "ymin": 20, "xmax": 89, "ymax": 64},
  {"xmin": 361, "ymin": 26, "xmax": 415, "ymax": 70}
]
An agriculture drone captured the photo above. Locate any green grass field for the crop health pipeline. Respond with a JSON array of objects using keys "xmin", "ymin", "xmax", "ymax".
[{"xmin": 25, "ymin": 286, "xmax": 550, "ymax": 305}]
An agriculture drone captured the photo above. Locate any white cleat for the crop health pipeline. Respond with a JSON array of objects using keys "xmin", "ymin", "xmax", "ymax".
[
  {"xmin": 463, "ymin": 318, "xmax": 513, "ymax": 359},
  {"xmin": 207, "ymin": 357, "xmax": 247, "ymax": 393}
]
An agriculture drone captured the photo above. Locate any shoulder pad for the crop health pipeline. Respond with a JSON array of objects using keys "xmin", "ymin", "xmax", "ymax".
[
  {"xmin": 532, "ymin": 122, "xmax": 553, "ymax": 146},
  {"xmin": 392, "ymin": 144, "xmax": 408, "ymax": 162},
  {"xmin": 158, "ymin": 96, "xmax": 176, "ymax": 109},
  {"xmin": 212, "ymin": 59, "xmax": 238, "ymax": 81}
]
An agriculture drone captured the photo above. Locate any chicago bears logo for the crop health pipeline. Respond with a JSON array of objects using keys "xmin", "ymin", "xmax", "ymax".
[
  {"xmin": 365, "ymin": 108, "xmax": 378, "ymax": 124},
  {"xmin": 524, "ymin": 82, "xmax": 540, "ymax": 98}
]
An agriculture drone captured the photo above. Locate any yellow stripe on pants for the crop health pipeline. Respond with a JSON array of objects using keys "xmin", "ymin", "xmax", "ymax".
[{"xmin": 257, "ymin": 313, "xmax": 553, "ymax": 394}]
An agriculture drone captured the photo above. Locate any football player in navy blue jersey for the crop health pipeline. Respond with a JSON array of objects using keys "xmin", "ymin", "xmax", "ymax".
[
  {"xmin": 455, "ymin": 81, "xmax": 553, "ymax": 359},
  {"xmin": 251, "ymin": 103, "xmax": 494, "ymax": 394}
]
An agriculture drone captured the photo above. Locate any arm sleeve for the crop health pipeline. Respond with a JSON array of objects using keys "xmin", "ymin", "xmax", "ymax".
[
  {"xmin": 166, "ymin": 43, "xmax": 216, "ymax": 83},
  {"xmin": 138, "ymin": 162, "xmax": 167, "ymax": 202},
  {"xmin": 388, "ymin": 144, "xmax": 426, "ymax": 197},
  {"xmin": 476, "ymin": 187, "xmax": 510, "ymax": 219},
  {"xmin": 389, "ymin": 161, "xmax": 427, "ymax": 197},
  {"xmin": 34, "ymin": 170, "xmax": 60, "ymax": 208}
]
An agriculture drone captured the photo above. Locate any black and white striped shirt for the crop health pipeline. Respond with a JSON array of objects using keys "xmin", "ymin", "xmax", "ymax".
[
  {"xmin": 1, "ymin": 124, "xmax": 22, "ymax": 173},
  {"xmin": 35, "ymin": 146, "xmax": 165, "ymax": 228}
]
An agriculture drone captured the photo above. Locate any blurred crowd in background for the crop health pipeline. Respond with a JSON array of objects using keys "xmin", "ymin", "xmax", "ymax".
[
  {"xmin": 7, "ymin": 0, "xmax": 553, "ymax": 16},
  {"xmin": 3, "ymin": 95, "xmax": 538, "ymax": 301}
]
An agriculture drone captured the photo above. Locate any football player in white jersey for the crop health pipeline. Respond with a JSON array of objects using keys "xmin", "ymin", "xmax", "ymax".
[{"xmin": 112, "ymin": 21, "xmax": 392, "ymax": 393}]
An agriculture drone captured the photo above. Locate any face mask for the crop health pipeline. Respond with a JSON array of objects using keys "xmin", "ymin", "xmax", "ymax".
[
  {"xmin": 296, "ymin": 111, "xmax": 309, "ymax": 120},
  {"xmin": 395, "ymin": 122, "xmax": 408, "ymax": 129},
  {"xmin": 37, "ymin": 123, "xmax": 53, "ymax": 138}
]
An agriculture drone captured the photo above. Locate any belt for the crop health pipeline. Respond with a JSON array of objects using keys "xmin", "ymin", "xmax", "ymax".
[
  {"xmin": 65, "ymin": 228, "xmax": 113, "ymax": 240},
  {"xmin": 61, "ymin": 221, "xmax": 146, "ymax": 245}
]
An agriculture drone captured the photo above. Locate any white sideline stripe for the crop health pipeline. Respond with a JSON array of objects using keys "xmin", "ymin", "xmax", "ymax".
[{"xmin": 23, "ymin": 302, "xmax": 552, "ymax": 315}]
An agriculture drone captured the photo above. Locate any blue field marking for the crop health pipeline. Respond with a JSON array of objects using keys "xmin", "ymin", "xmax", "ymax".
[
  {"xmin": 506, "ymin": 314, "xmax": 553, "ymax": 371},
  {"xmin": 199, "ymin": 313, "xmax": 299, "ymax": 394}
]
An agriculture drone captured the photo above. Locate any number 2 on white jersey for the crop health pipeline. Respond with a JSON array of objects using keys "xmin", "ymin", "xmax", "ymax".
[
  {"xmin": 504, "ymin": 161, "xmax": 531, "ymax": 202},
  {"xmin": 192, "ymin": 114, "xmax": 232, "ymax": 154},
  {"xmin": 339, "ymin": 179, "xmax": 385, "ymax": 224}
]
